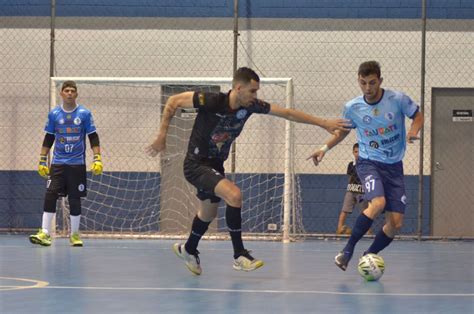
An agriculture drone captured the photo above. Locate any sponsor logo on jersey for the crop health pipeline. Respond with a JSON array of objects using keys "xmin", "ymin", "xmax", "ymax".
[
  {"xmin": 194, "ymin": 147, "xmax": 199, "ymax": 155},
  {"xmin": 364, "ymin": 124, "xmax": 397, "ymax": 137},
  {"xmin": 58, "ymin": 119, "xmax": 65, "ymax": 124},
  {"xmin": 66, "ymin": 114, "xmax": 72, "ymax": 120},
  {"xmin": 65, "ymin": 136, "xmax": 81, "ymax": 142},
  {"xmin": 57, "ymin": 127, "xmax": 81, "ymax": 134},
  {"xmin": 363, "ymin": 115, "xmax": 372, "ymax": 124},
  {"xmin": 381, "ymin": 134, "xmax": 400, "ymax": 145},
  {"xmin": 385, "ymin": 112, "xmax": 394, "ymax": 121},
  {"xmin": 212, "ymin": 132, "xmax": 230, "ymax": 151},
  {"xmin": 373, "ymin": 108, "xmax": 380, "ymax": 116},
  {"xmin": 198, "ymin": 93, "xmax": 205, "ymax": 106},
  {"xmin": 347, "ymin": 183, "xmax": 363, "ymax": 193},
  {"xmin": 74, "ymin": 117, "xmax": 81, "ymax": 125},
  {"xmin": 236, "ymin": 109, "xmax": 247, "ymax": 119},
  {"xmin": 369, "ymin": 141, "xmax": 379, "ymax": 149},
  {"xmin": 78, "ymin": 184, "xmax": 85, "ymax": 192}
]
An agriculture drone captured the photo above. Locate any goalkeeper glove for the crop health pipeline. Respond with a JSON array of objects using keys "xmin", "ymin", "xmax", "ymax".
[
  {"xmin": 38, "ymin": 155, "xmax": 49, "ymax": 178},
  {"xmin": 91, "ymin": 154, "xmax": 103, "ymax": 175}
]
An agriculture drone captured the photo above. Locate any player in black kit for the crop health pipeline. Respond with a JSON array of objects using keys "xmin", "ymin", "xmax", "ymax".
[
  {"xmin": 336, "ymin": 143, "xmax": 369, "ymax": 235},
  {"xmin": 146, "ymin": 67, "xmax": 350, "ymax": 275}
]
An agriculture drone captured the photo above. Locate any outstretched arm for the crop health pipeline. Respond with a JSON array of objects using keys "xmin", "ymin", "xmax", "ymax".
[
  {"xmin": 307, "ymin": 129, "xmax": 351, "ymax": 166},
  {"xmin": 146, "ymin": 91, "xmax": 194, "ymax": 157},
  {"xmin": 268, "ymin": 103, "xmax": 350, "ymax": 134},
  {"xmin": 407, "ymin": 111, "xmax": 424, "ymax": 143}
]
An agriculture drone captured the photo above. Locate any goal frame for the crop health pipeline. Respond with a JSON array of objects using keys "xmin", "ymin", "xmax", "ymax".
[{"xmin": 50, "ymin": 76, "xmax": 295, "ymax": 243}]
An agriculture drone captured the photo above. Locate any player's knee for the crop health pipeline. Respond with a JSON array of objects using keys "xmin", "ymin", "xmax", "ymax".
[
  {"xmin": 391, "ymin": 220, "xmax": 403, "ymax": 231},
  {"xmin": 370, "ymin": 197, "xmax": 386, "ymax": 211},
  {"xmin": 68, "ymin": 197, "xmax": 82, "ymax": 216},
  {"xmin": 225, "ymin": 187, "xmax": 242, "ymax": 207},
  {"xmin": 198, "ymin": 208, "xmax": 217, "ymax": 222}
]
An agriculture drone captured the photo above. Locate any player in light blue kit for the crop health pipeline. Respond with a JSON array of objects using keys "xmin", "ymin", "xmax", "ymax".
[
  {"xmin": 29, "ymin": 81, "xmax": 103, "ymax": 247},
  {"xmin": 309, "ymin": 61, "xmax": 424, "ymax": 271}
]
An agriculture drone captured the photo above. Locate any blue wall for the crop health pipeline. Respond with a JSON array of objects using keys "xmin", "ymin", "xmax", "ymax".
[
  {"xmin": 1, "ymin": 0, "xmax": 473, "ymax": 18},
  {"xmin": 0, "ymin": 171, "xmax": 431, "ymax": 235}
]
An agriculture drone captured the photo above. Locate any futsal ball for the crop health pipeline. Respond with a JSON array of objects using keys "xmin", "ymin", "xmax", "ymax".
[{"xmin": 357, "ymin": 253, "xmax": 385, "ymax": 281}]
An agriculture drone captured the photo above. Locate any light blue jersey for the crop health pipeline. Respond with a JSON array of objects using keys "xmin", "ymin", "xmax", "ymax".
[
  {"xmin": 343, "ymin": 89, "xmax": 419, "ymax": 164},
  {"xmin": 44, "ymin": 104, "xmax": 96, "ymax": 165}
]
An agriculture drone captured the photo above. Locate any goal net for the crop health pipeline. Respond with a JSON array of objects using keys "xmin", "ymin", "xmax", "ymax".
[{"xmin": 50, "ymin": 77, "xmax": 303, "ymax": 242}]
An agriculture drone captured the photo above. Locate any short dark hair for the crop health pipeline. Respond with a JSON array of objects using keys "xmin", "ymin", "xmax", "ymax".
[
  {"xmin": 358, "ymin": 61, "xmax": 381, "ymax": 78},
  {"xmin": 233, "ymin": 67, "xmax": 260, "ymax": 86},
  {"xmin": 353, "ymin": 143, "xmax": 359, "ymax": 150},
  {"xmin": 61, "ymin": 80, "xmax": 77, "ymax": 91}
]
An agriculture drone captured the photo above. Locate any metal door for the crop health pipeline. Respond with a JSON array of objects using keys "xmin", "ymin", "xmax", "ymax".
[{"xmin": 431, "ymin": 88, "xmax": 473, "ymax": 237}]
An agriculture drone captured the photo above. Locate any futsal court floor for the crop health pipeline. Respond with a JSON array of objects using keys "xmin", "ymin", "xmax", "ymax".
[{"xmin": 0, "ymin": 235, "xmax": 472, "ymax": 313}]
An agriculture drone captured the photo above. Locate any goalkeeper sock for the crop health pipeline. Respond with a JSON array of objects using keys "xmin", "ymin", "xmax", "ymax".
[
  {"xmin": 226, "ymin": 205, "xmax": 245, "ymax": 258},
  {"xmin": 41, "ymin": 212, "xmax": 55, "ymax": 235},
  {"xmin": 366, "ymin": 229, "xmax": 393, "ymax": 254},
  {"xmin": 185, "ymin": 216, "xmax": 210, "ymax": 255},
  {"xmin": 343, "ymin": 213, "xmax": 373, "ymax": 254},
  {"xmin": 70, "ymin": 215, "xmax": 81, "ymax": 234}
]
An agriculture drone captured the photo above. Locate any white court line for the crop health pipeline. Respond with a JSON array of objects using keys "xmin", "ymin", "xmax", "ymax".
[
  {"xmin": 0, "ymin": 277, "xmax": 49, "ymax": 291},
  {"xmin": 40, "ymin": 285, "xmax": 474, "ymax": 297}
]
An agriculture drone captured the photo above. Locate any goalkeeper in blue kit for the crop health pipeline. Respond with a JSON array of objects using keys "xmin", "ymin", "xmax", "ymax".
[{"xmin": 29, "ymin": 81, "xmax": 103, "ymax": 247}]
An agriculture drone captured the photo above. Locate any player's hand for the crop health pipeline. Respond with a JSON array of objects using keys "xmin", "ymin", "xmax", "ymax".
[
  {"xmin": 145, "ymin": 133, "xmax": 166, "ymax": 157},
  {"xmin": 38, "ymin": 155, "xmax": 49, "ymax": 178},
  {"xmin": 323, "ymin": 118, "xmax": 351, "ymax": 135},
  {"xmin": 406, "ymin": 130, "xmax": 420, "ymax": 143},
  {"xmin": 91, "ymin": 154, "xmax": 103, "ymax": 175},
  {"xmin": 306, "ymin": 150, "xmax": 326, "ymax": 166}
]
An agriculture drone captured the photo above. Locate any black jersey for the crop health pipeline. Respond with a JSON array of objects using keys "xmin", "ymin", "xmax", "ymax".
[
  {"xmin": 346, "ymin": 161, "xmax": 364, "ymax": 194},
  {"xmin": 187, "ymin": 91, "xmax": 271, "ymax": 161}
]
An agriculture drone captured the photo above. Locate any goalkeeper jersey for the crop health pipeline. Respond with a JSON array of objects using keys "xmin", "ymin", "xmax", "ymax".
[
  {"xmin": 44, "ymin": 104, "xmax": 96, "ymax": 165},
  {"xmin": 342, "ymin": 89, "xmax": 419, "ymax": 164},
  {"xmin": 188, "ymin": 91, "xmax": 271, "ymax": 161}
]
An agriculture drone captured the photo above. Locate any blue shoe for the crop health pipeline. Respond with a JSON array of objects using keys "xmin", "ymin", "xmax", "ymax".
[{"xmin": 335, "ymin": 250, "xmax": 353, "ymax": 271}]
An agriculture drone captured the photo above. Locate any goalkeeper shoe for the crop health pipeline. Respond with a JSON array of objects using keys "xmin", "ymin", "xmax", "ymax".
[
  {"xmin": 335, "ymin": 250, "xmax": 353, "ymax": 271},
  {"xmin": 233, "ymin": 249, "xmax": 264, "ymax": 272},
  {"xmin": 172, "ymin": 243, "xmax": 202, "ymax": 275},
  {"xmin": 70, "ymin": 233, "xmax": 83, "ymax": 247},
  {"xmin": 29, "ymin": 229, "xmax": 52, "ymax": 246}
]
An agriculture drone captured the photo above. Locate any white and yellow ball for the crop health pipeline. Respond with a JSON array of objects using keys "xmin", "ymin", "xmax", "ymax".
[{"xmin": 357, "ymin": 253, "xmax": 385, "ymax": 281}]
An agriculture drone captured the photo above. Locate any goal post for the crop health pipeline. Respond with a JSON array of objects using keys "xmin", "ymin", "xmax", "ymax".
[{"xmin": 50, "ymin": 76, "xmax": 298, "ymax": 242}]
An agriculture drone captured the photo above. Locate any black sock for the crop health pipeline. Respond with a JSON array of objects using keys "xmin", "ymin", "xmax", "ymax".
[
  {"xmin": 366, "ymin": 229, "xmax": 393, "ymax": 254},
  {"xmin": 184, "ymin": 216, "xmax": 210, "ymax": 255},
  {"xmin": 343, "ymin": 213, "xmax": 373, "ymax": 254},
  {"xmin": 226, "ymin": 205, "xmax": 244, "ymax": 258}
]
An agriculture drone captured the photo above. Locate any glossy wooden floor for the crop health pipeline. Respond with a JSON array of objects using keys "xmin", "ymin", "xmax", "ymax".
[{"xmin": 0, "ymin": 235, "xmax": 472, "ymax": 313}]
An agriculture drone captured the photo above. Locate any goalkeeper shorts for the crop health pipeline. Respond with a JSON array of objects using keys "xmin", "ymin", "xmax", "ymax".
[{"xmin": 47, "ymin": 164, "xmax": 87, "ymax": 198}]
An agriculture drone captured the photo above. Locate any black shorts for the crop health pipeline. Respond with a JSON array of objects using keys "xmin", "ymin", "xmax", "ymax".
[
  {"xmin": 47, "ymin": 164, "xmax": 87, "ymax": 198},
  {"xmin": 183, "ymin": 155, "xmax": 225, "ymax": 203}
]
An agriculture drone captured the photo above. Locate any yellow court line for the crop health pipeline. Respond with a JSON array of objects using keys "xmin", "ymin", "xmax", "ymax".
[{"xmin": 0, "ymin": 277, "xmax": 49, "ymax": 291}]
